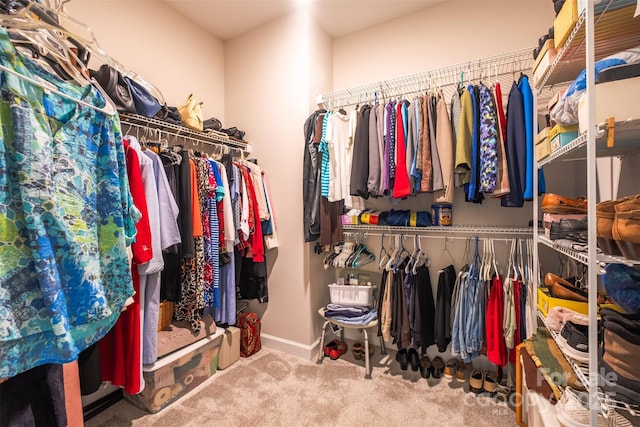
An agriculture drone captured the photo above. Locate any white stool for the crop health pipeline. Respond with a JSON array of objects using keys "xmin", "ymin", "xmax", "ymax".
[{"xmin": 316, "ymin": 308, "xmax": 386, "ymax": 379}]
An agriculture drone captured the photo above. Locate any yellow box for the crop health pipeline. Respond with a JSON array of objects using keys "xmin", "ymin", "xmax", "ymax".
[
  {"xmin": 535, "ymin": 127, "xmax": 551, "ymax": 161},
  {"xmin": 537, "ymin": 287, "xmax": 622, "ymax": 318},
  {"xmin": 554, "ymin": 0, "xmax": 578, "ymax": 49}
]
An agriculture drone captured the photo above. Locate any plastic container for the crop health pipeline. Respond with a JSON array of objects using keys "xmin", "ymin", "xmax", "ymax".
[
  {"xmin": 431, "ymin": 203, "xmax": 452, "ymax": 226},
  {"xmin": 328, "ymin": 284, "xmax": 375, "ymax": 307}
]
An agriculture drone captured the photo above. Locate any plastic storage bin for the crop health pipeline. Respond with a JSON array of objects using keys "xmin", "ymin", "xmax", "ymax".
[
  {"xmin": 328, "ymin": 284, "xmax": 375, "ymax": 307},
  {"xmin": 125, "ymin": 329, "xmax": 223, "ymax": 413}
]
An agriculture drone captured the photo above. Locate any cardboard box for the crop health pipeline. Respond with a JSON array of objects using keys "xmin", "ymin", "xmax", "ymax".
[
  {"xmin": 550, "ymin": 124, "xmax": 579, "ymax": 151},
  {"xmin": 535, "ymin": 127, "xmax": 551, "ymax": 161},
  {"xmin": 578, "ymin": 76, "xmax": 640, "ymax": 134},
  {"xmin": 217, "ymin": 326, "xmax": 240, "ymax": 370},
  {"xmin": 554, "ymin": 0, "xmax": 578, "ymax": 49},
  {"xmin": 341, "ymin": 214, "xmax": 360, "ymax": 225},
  {"xmin": 125, "ymin": 329, "xmax": 223, "ymax": 413}
]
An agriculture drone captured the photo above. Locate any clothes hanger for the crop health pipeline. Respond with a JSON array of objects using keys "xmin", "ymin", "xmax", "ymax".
[
  {"xmin": 393, "ymin": 235, "xmax": 411, "ymax": 273},
  {"xmin": 437, "ymin": 237, "xmax": 456, "ymax": 272},
  {"xmin": 404, "ymin": 234, "xmax": 419, "ymax": 275},
  {"xmin": 6, "ymin": 0, "xmax": 165, "ymax": 104},
  {"xmin": 385, "ymin": 235, "xmax": 400, "ymax": 272},
  {"xmin": 378, "ymin": 233, "xmax": 390, "ymax": 270}
]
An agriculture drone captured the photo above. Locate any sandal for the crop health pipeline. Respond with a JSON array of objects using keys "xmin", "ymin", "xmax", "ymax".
[{"xmin": 352, "ymin": 342, "xmax": 363, "ymax": 360}]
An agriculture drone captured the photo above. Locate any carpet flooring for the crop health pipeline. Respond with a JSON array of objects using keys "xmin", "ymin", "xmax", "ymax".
[{"xmin": 86, "ymin": 346, "xmax": 518, "ymax": 427}]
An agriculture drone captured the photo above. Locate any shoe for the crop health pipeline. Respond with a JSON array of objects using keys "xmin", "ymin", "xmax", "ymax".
[
  {"xmin": 483, "ymin": 372, "xmax": 498, "ymax": 395},
  {"xmin": 352, "ymin": 342, "xmax": 363, "ymax": 360},
  {"xmin": 559, "ymin": 217, "xmax": 588, "ymax": 234},
  {"xmin": 431, "ymin": 356, "xmax": 445, "ymax": 379},
  {"xmin": 419, "ymin": 357, "xmax": 432, "ymax": 379},
  {"xmin": 455, "ymin": 361, "xmax": 469, "ymax": 383},
  {"xmin": 545, "ymin": 306, "xmax": 588, "ymax": 333},
  {"xmin": 557, "ymin": 321, "xmax": 589, "ymax": 363},
  {"xmin": 555, "ymin": 387, "xmax": 607, "ymax": 427},
  {"xmin": 367, "ymin": 344, "xmax": 375, "ymax": 358},
  {"xmin": 324, "ymin": 340, "xmax": 339, "ymax": 357},
  {"xmin": 596, "ymin": 197, "xmax": 639, "ymax": 256},
  {"xmin": 612, "ymin": 197, "xmax": 640, "ymax": 259},
  {"xmin": 443, "ymin": 359, "xmax": 459, "ymax": 380},
  {"xmin": 542, "ymin": 193, "xmax": 588, "ymax": 214},
  {"xmin": 328, "ymin": 341, "xmax": 348, "ymax": 360},
  {"xmin": 408, "ymin": 348, "xmax": 420, "ymax": 372},
  {"xmin": 396, "ymin": 348, "xmax": 409, "ymax": 371},
  {"xmin": 469, "ymin": 369, "xmax": 484, "ymax": 394}
]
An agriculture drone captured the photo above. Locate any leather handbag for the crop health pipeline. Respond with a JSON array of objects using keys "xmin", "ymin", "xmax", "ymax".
[
  {"xmin": 177, "ymin": 94, "xmax": 204, "ymax": 131},
  {"xmin": 89, "ymin": 64, "xmax": 137, "ymax": 114},
  {"xmin": 124, "ymin": 77, "xmax": 161, "ymax": 118}
]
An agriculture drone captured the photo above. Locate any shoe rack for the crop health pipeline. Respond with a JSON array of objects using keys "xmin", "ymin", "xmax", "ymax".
[{"xmin": 533, "ymin": 1, "xmax": 640, "ymax": 425}]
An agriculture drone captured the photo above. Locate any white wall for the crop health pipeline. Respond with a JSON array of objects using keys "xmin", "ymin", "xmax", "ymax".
[
  {"xmin": 224, "ymin": 10, "xmax": 336, "ymax": 351},
  {"xmin": 66, "ymin": 0, "xmax": 226, "ymax": 123}
]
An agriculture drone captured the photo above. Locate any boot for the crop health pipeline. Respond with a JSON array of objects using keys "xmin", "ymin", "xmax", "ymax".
[
  {"xmin": 598, "ymin": 195, "xmax": 640, "ymax": 256},
  {"xmin": 612, "ymin": 196, "xmax": 640, "ymax": 260}
]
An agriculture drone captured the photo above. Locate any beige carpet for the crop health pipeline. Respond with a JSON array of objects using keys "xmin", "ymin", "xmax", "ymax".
[{"xmin": 86, "ymin": 346, "xmax": 518, "ymax": 427}]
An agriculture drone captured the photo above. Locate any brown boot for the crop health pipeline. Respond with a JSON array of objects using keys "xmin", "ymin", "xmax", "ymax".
[
  {"xmin": 613, "ymin": 203, "xmax": 640, "ymax": 260},
  {"xmin": 597, "ymin": 199, "xmax": 623, "ymax": 256}
]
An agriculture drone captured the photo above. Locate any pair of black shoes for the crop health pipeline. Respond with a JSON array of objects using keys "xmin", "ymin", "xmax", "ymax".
[
  {"xmin": 396, "ymin": 349, "xmax": 445, "ymax": 379},
  {"xmin": 396, "ymin": 348, "xmax": 419, "ymax": 372}
]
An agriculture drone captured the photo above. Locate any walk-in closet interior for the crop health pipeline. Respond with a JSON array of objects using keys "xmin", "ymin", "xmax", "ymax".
[{"xmin": 1, "ymin": 0, "xmax": 640, "ymax": 426}]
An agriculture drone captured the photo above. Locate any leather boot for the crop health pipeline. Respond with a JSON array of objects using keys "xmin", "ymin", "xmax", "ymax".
[
  {"xmin": 612, "ymin": 196, "xmax": 640, "ymax": 260},
  {"xmin": 597, "ymin": 200, "xmax": 623, "ymax": 256},
  {"xmin": 598, "ymin": 195, "xmax": 640, "ymax": 256}
]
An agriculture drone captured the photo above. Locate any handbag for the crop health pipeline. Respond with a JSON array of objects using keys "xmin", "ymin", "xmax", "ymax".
[
  {"xmin": 177, "ymin": 94, "xmax": 204, "ymax": 131},
  {"xmin": 89, "ymin": 64, "xmax": 137, "ymax": 114},
  {"xmin": 124, "ymin": 77, "xmax": 161, "ymax": 118}
]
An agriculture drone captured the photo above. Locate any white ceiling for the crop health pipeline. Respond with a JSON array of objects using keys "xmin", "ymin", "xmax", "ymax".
[{"xmin": 162, "ymin": 0, "xmax": 448, "ymax": 40}]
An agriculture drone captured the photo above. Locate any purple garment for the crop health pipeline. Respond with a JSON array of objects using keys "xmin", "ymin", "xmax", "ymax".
[{"xmin": 382, "ymin": 102, "xmax": 392, "ymax": 195}]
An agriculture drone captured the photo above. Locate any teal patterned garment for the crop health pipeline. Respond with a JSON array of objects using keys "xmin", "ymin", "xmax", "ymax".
[{"xmin": 0, "ymin": 29, "xmax": 138, "ymax": 378}]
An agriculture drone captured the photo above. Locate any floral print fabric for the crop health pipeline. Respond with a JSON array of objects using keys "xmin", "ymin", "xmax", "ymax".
[{"xmin": 0, "ymin": 29, "xmax": 137, "ymax": 378}]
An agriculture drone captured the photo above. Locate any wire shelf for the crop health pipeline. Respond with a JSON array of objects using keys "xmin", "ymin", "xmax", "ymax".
[
  {"xmin": 318, "ymin": 48, "xmax": 534, "ymax": 109},
  {"xmin": 343, "ymin": 224, "xmax": 533, "ymax": 235},
  {"xmin": 539, "ymin": 235, "xmax": 591, "ymax": 265},
  {"xmin": 119, "ymin": 113, "xmax": 248, "ymax": 150},
  {"xmin": 537, "ymin": 310, "xmax": 640, "ymax": 421},
  {"xmin": 536, "ymin": 2, "xmax": 640, "ymax": 89},
  {"xmin": 539, "ymin": 120, "xmax": 640, "ymax": 166}
]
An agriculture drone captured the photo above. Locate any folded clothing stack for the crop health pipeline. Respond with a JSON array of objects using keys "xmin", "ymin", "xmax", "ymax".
[{"xmin": 324, "ymin": 304, "xmax": 377, "ymax": 325}]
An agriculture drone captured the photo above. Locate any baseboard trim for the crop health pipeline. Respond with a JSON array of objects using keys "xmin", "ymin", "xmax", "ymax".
[{"xmin": 260, "ymin": 333, "xmax": 320, "ymax": 360}]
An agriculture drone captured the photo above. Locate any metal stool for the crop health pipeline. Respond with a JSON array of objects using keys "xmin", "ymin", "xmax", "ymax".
[{"xmin": 316, "ymin": 308, "xmax": 386, "ymax": 379}]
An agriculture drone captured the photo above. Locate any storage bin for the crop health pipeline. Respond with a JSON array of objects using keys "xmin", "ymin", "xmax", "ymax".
[
  {"xmin": 125, "ymin": 329, "xmax": 223, "ymax": 413},
  {"xmin": 532, "ymin": 45, "xmax": 558, "ymax": 86},
  {"xmin": 157, "ymin": 301, "xmax": 174, "ymax": 332},
  {"xmin": 554, "ymin": 0, "xmax": 578, "ymax": 49},
  {"xmin": 535, "ymin": 127, "xmax": 551, "ymax": 161},
  {"xmin": 578, "ymin": 75, "xmax": 640, "ymax": 134},
  {"xmin": 217, "ymin": 326, "xmax": 240, "ymax": 370},
  {"xmin": 328, "ymin": 284, "xmax": 375, "ymax": 307},
  {"xmin": 549, "ymin": 124, "xmax": 579, "ymax": 151}
]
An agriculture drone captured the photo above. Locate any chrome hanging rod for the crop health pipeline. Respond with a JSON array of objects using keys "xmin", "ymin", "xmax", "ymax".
[{"xmin": 318, "ymin": 47, "xmax": 534, "ymax": 110}]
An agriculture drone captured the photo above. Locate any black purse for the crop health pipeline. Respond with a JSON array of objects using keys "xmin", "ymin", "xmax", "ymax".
[{"xmin": 90, "ymin": 64, "xmax": 137, "ymax": 114}]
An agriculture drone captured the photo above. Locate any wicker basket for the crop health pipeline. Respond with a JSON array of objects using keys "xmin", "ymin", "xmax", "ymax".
[{"xmin": 157, "ymin": 301, "xmax": 174, "ymax": 332}]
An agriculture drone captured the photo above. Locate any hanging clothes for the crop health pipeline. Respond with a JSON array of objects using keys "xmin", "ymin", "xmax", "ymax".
[
  {"xmin": 410, "ymin": 99, "xmax": 423, "ymax": 193},
  {"xmin": 454, "ymin": 87, "xmax": 473, "ymax": 188},
  {"xmin": 501, "ymin": 81, "xmax": 526, "ymax": 208},
  {"xmin": 420, "ymin": 96, "xmax": 433, "ymax": 192},
  {"xmin": 492, "ymin": 83, "xmax": 511, "ymax": 197},
  {"xmin": 393, "ymin": 101, "xmax": 411, "ymax": 199},
  {"xmin": 0, "ymin": 28, "xmax": 139, "ymax": 379},
  {"xmin": 434, "ymin": 92, "xmax": 455, "ymax": 203},
  {"xmin": 428, "ymin": 94, "xmax": 443, "ymax": 192},
  {"xmin": 367, "ymin": 103, "xmax": 381, "ymax": 197},
  {"xmin": 351, "ymin": 105, "xmax": 371, "ymax": 199},
  {"xmin": 486, "ymin": 275, "xmax": 507, "ymax": 367},
  {"xmin": 434, "ymin": 264, "xmax": 456, "ymax": 352},
  {"xmin": 100, "ymin": 139, "xmax": 153, "ymax": 395},
  {"xmin": 302, "ymin": 110, "xmax": 324, "ymax": 242},
  {"xmin": 478, "ymin": 83, "xmax": 498, "ymax": 194}
]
